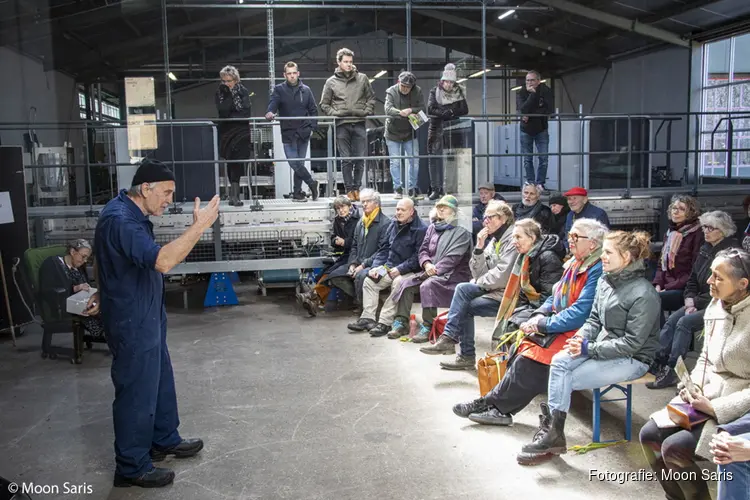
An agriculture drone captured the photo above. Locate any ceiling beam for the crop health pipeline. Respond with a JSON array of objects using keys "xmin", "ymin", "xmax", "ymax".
[
  {"xmin": 417, "ymin": 10, "xmax": 603, "ymax": 64},
  {"xmin": 639, "ymin": 0, "xmax": 723, "ymax": 24},
  {"xmin": 532, "ymin": 0, "xmax": 691, "ymax": 48}
]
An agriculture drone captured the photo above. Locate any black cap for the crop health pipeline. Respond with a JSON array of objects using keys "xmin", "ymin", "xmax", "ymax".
[
  {"xmin": 131, "ymin": 159, "xmax": 175, "ymax": 187},
  {"xmin": 549, "ymin": 193, "xmax": 567, "ymax": 206}
]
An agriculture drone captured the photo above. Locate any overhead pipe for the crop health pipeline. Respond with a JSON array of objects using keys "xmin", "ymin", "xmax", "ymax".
[{"xmin": 165, "ymin": 3, "xmax": 550, "ymax": 11}]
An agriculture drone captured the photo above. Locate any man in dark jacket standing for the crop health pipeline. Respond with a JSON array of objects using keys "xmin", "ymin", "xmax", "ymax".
[
  {"xmin": 385, "ymin": 71, "xmax": 425, "ymax": 199},
  {"xmin": 320, "ymin": 48, "xmax": 377, "ymax": 201},
  {"xmin": 266, "ymin": 62, "xmax": 319, "ymax": 201},
  {"xmin": 348, "ymin": 198, "xmax": 428, "ymax": 334},
  {"xmin": 516, "ymin": 70, "xmax": 553, "ymax": 190}
]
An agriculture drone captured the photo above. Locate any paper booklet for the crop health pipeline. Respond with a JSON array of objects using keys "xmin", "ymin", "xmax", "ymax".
[
  {"xmin": 674, "ymin": 356, "xmax": 696, "ymax": 394},
  {"xmin": 408, "ymin": 110, "xmax": 428, "ymax": 130}
]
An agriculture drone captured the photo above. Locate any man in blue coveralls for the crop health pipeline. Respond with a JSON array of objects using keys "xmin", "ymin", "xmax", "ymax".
[{"xmin": 87, "ymin": 159, "xmax": 220, "ymax": 488}]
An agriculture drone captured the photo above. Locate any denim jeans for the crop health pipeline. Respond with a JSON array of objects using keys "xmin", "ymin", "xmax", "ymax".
[
  {"xmin": 336, "ymin": 122, "xmax": 367, "ymax": 192},
  {"xmin": 718, "ymin": 433, "xmax": 750, "ymax": 500},
  {"xmin": 386, "ymin": 138, "xmax": 419, "ymax": 191},
  {"xmin": 520, "ymin": 129, "xmax": 549, "ymax": 185},
  {"xmin": 283, "ymin": 137, "xmax": 315, "ymax": 194},
  {"xmin": 658, "ymin": 306, "xmax": 706, "ymax": 368},
  {"xmin": 547, "ymin": 350, "xmax": 649, "ymax": 412},
  {"xmin": 441, "ymin": 282, "xmax": 500, "ymax": 358}
]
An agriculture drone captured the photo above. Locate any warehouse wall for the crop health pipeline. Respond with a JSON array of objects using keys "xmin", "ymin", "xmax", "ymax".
[
  {"xmin": 0, "ymin": 47, "xmax": 81, "ymax": 150},
  {"xmin": 554, "ymin": 46, "xmax": 692, "ymax": 181}
]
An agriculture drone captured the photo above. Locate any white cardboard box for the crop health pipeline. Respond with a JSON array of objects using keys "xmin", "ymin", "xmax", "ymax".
[{"xmin": 66, "ymin": 288, "xmax": 97, "ymax": 316}]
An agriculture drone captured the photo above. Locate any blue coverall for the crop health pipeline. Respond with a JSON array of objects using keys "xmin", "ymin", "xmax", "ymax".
[{"xmin": 94, "ymin": 190, "xmax": 182, "ymax": 478}]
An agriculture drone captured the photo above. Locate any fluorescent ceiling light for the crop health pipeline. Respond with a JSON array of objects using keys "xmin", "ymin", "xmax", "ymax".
[
  {"xmin": 373, "ymin": 70, "xmax": 387, "ymax": 79},
  {"xmin": 498, "ymin": 9, "xmax": 515, "ymax": 20},
  {"xmin": 469, "ymin": 69, "xmax": 491, "ymax": 78},
  {"xmin": 511, "ymin": 85, "xmax": 522, "ymax": 91},
  {"xmin": 167, "ymin": 72, "xmax": 177, "ymax": 81}
]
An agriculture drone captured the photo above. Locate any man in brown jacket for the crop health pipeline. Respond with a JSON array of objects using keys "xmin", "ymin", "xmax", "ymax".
[{"xmin": 320, "ymin": 48, "xmax": 376, "ymax": 201}]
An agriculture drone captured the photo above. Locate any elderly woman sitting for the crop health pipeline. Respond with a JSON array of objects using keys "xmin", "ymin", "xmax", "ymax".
[
  {"xmin": 39, "ymin": 239, "xmax": 105, "ymax": 339},
  {"xmin": 453, "ymin": 218, "xmax": 607, "ymax": 426},
  {"xmin": 384, "ymin": 195, "xmax": 472, "ymax": 339},
  {"xmin": 492, "ymin": 218, "xmax": 565, "ymax": 338},
  {"xmin": 648, "ymin": 210, "xmax": 739, "ymax": 389},
  {"xmin": 640, "ymin": 248, "xmax": 750, "ymax": 500},
  {"xmin": 653, "ymin": 194, "xmax": 704, "ymax": 315},
  {"xmin": 518, "ymin": 231, "xmax": 661, "ymax": 465}
]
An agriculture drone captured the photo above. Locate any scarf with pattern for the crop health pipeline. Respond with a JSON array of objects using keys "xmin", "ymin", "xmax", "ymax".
[
  {"xmin": 661, "ymin": 221, "xmax": 701, "ymax": 271},
  {"xmin": 493, "ymin": 240, "xmax": 542, "ymax": 336},
  {"xmin": 552, "ymin": 248, "xmax": 602, "ymax": 312}
]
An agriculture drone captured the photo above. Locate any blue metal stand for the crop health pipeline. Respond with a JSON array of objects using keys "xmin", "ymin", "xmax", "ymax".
[
  {"xmin": 230, "ymin": 271, "xmax": 240, "ymax": 284},
  {"xmin": 204, "ymin": 272, "xmax": 239, "ymax": 307},
  {"xmin": 592, "ymin": 383, "xmax": 633, "ymax": 443}
]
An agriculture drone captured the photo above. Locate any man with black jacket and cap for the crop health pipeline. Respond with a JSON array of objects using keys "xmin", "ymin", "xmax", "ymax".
[
  {"xmin": 516, "ymin": 70, "xmax": 553, "ymax": 190},
  {"xmin": 89, "ymin": 159, "xmax": 220, "ymax": 488}
]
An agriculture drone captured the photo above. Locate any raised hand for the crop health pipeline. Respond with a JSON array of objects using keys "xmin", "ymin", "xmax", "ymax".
[{"xmin": 193, "ymin": 195, "xmax": 221, "ymax": 229}]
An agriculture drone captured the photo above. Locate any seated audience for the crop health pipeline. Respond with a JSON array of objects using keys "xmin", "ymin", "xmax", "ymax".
[
  {"xmin": 648, "ymin": 210, "xmax": 739, "ymax": 389},
  {"xmin": 548, "ymin": 192, "xmax": 570, "ymax": 238},
  {"xmin": 640, "ymin": 248, "xmax": 750, "ymax": 500},
  {"xmin": 710, "ymin": 410, "xmax": 750, "ymax": 500},
  {"xmin": 513, "ymin": 183, "xmax": 553, "ymax": 234},
  {"xmin": 472, "ymin": 183, "xmax": 505, "ymax": 236},
  {"xmin": 493, "ymin": 218, "xmax": 565, "ymax": 337},
  {"xmin": 518, "ymin": 230, "xmax": 660, "ymax": 466},
  {"xmin": 562, "ymin": 187, "xmax": 610, "ymax": 252},
  {"xmin": 736, "ymin": 195, "xmax": 750, "ymax": 248},
  {"xmin": 418, "ymin": 200, "xmax": 518, "ymax": 371},
  {"xmin": 39, "ymin": 239, "xmax": 105, "ymax": 339},
  {"xmin": 298, "ymin": 196, "xmax": 360, "ymax": 315},
  {"xmin": 453, "ymin": 218, "xmax": 607, "ymax": 426},
  {"xmin": 653, "ymin": 194, "xmax": 704, "ymax": 315},
  {"xmin": 347, "ymin": 198, "xmax": 427, "ymax": 334},
  {"xmin": 386, "ymin": 195, "xmax": 472, "ymax": 339},
  {"xmin": 326, "ymin": 189, "xmax": 389, "ymax": 306}
]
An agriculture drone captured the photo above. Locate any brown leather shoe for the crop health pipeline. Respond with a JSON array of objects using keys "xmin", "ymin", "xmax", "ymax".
[
  {"xmin": 354, "ymin": 190, "xmax": 360, "ymax": 201},
  {"xmin": 347, "ymin": 191, "xmax": 356, "ymax": 201}
]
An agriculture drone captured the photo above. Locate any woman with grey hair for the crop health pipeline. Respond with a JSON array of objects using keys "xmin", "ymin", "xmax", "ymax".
[
  {"xmin": 648, "ymin": 210, "xmax": 740, "ymax": 389},
  {"xmin": 215, "ymin": 65, "xmax": 253, "ymax": 207},
  {"xmin": 38, "ymin": 239, "xmax": 106, "ymax": 339},
  {"xmin": 453, "ymin": 218, "xmax": 607, "ymax": 426}
]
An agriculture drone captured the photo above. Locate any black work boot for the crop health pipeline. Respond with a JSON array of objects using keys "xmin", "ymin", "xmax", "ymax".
[
  {"xmin": 468, "ymin": 407, "xmax": 513, "ymax": 426},
  {"xmin": 292, "ymin": 191, "xmax": 308, "ymax": 202},
  {"xmin": 646, "ymin": 365, "xmax": 679, "ymax": 389},
  {"xmin": 347, "ymin": 318, "xmax": 377, "ymax": 332},
  {"xmin": 368, "ymin": 323, "xmax": 390, "ymax": 337},
  {"xmin": 308, "ymin": 179, "xmax": 319, "ymax": 201},
  {"xmin": 521, "ymin": 408, "xmax": 567, "ymax": 456},
  {"xmin": 440, "ymin": 354, "xmax": 476, "ymax": 370},
  {"xmin": 517, "ymin": 403, "xmax": 556, "ymax": 465},
  {"xmin": 114, "ymin": 467, "xmax": 175, "ymax": 488},
  {"xmin": 150, "ymin": 438, "xmax": 204, "ymax": 462},
  {"xmin": 453, "ymin": 397, "xmax": 489, "ymax": 418},
  {"xmin": 419, "ymin": 334, "xmax": 457, "ymax": 355}
]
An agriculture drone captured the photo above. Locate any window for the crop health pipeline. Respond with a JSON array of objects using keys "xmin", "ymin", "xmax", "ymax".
[
  {"xmin": 700, "ymin": 33, "xmax": 750, "ymax": 178},
  {"xmin": 78, "ymin": 91, "xmax": 121, "ymax": 121}
]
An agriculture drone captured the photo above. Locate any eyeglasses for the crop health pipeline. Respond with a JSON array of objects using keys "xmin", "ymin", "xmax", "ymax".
[
  {"xmin": 671, "ymin": 206, "xmax": 687, "ymax": 212},
  {"xmin": 702, "ymin": 225, "xmax": 717, "ymax": 233},
  {"xmin": 483, "ymin": 214, "xmax": 499, "ymax": 221},
  {"xmin": 568, "ymin": 233, "xmax": 589, "ymax": 244}
]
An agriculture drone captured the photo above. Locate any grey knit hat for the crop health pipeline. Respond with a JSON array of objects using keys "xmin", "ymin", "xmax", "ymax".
[{"xmin": 398, "ymin": 71, "xmax": 417, "ymax": 86}]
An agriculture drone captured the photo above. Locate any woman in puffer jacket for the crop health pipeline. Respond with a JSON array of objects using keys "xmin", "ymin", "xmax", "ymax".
[
  {"xmin": 640, "ymin": 248, "xmax": 750, "ymax": 500},
  {"xmin": 517, "ymin": 230, "xmax": 661, "ymax": 466}
]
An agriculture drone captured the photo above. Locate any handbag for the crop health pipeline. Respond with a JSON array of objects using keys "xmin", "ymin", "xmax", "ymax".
[
  {"xmin": 524, "ymin": 331, "xmax": 558, "ymax": 348},
  {"xmin": 428, "ymin": 311, "xmax": 449, "ymax": 344},
  {"xmin": 477, "ymin": 351, "xmax": 510, "ymax": 397}
]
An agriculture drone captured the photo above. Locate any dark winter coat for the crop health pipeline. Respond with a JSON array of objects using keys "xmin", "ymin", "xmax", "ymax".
[
  {"xmin": 472, "ymin": 193, "xmax": 506, "ymax": 235},
  {"xmin": 319, "ymin": 66, "xmax": 376, "ymax": 125},
  {"xmin": 427, "ymin": 85, "xmax": 468, "ymax": 146},
  {"xmin": 516, "ymin": 83, "xmax": 554, "ymax": 136},
  {"xmin": 372, "ymin": 215, "xmax": 428, "ymax": 275},
  {"xmin": 326, "ymin": 209, "xmax": 389, "ymax": 281},
  {"xmin": 684, "ymin": 237, "xmax": 740, "ymax": 310},
  {"xmin": 266, "ymin": 80, "xmax": 318, "ymax": 144},
  {"xmin": 324, "ymin": 210, "xmax": 361, "ymax": 277},
  {"xmin": 512, "ymin": 201, "xmax": 554, "ymax": 234},
  {"xmin": 577, "ymin": 260, "xmax": 661, "ymax": 366},
  {"xmin": 653, "ymin": 222, "xmax": 704, "ymax": 292}
]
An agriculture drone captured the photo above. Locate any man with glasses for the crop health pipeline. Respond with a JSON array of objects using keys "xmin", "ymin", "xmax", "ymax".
[
  {"xmin": 265, "ymin": 61, "xmax": 320, "ymax": 202},
  {"xmin": 516, "ymin": 70, "xmax": 553, "ymax": 191}
]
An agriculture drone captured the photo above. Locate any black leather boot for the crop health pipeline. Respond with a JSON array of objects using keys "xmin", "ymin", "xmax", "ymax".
[
  {"xmin": 521, "ymin": 408, "xmax": 567, "ymax": 455},
  {"xmin": 113, "ymin": 467, "xmax": 175, "ymax": 488},
  {"xmin": 150, "ymin": 438, "xmax": 204, "ymax": 462}
]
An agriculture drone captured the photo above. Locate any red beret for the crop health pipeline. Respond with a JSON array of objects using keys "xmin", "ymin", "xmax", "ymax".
[{"xmin": 564, "ymin": 187, "xmax": 588, "ymax": 197}]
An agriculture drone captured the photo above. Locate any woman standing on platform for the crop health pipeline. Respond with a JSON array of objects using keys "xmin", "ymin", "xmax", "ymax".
[{"xmin": 216, "ymin": 65, "xmax": 253, "ymax": 207}]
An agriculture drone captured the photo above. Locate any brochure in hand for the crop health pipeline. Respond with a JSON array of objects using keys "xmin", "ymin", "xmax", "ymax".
[{"xmin": 408, "ymin": 110, "xmax": 428, "ymax": 130}]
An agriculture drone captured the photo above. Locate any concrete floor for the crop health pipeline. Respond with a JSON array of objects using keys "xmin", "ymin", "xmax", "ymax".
[{"xmin": 0, "ymin": 282, "xmax": 709, "ymax": 500}]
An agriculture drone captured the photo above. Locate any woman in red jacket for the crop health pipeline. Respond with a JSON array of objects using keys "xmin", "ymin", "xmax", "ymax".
[{"xmin": 653, "ymin": 194, "xmax": 704, "ymax": 318}]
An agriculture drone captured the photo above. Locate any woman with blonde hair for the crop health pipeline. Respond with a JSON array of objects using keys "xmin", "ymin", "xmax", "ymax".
[{"xmin": 518, "ymin": 230, "xmax": 661, "ymax": 465}]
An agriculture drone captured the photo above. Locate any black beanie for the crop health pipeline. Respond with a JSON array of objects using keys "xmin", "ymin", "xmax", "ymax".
[
  {"xmin": 549, "ymin": 193, "xmax": 567, "ymax": 206},
  {"xmin": 131, "ymin": 159, "xmax": 175, "ymax": 186}
]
